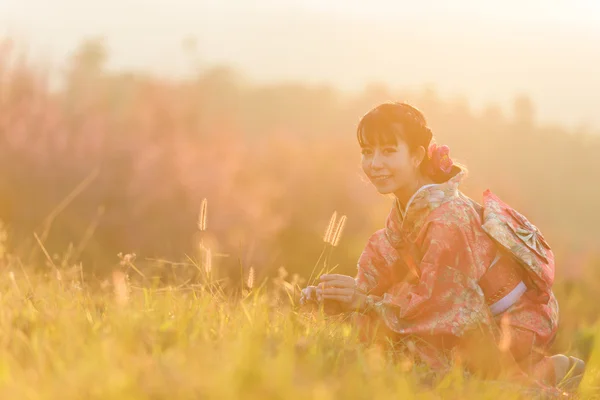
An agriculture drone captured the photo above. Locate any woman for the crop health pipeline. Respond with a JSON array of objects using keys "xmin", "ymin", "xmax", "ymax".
[{"xmin": 301, "ymin": 102, "xmax": 583, "ymax": 388}]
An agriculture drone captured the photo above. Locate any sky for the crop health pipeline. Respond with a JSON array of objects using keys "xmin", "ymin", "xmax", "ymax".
[{"xmin": 1, "ymin": 0, "xmax": 600, "ymax": 129}]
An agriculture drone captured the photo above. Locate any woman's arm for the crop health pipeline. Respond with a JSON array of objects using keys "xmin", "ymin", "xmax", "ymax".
[
  {"xmin": 322, "ymin": 221, "xmax": 491, "ymax": 337},
  {"xmin": 364, "ymin": 221, "xmax": 491, "ymax": 337},
  {"xmin": 354, "ymin": 229, "xmax": 399, "ymax": 296},
  {"xmin": 314, "ymin": 228, "xmax": 400, "ymax": 313}
]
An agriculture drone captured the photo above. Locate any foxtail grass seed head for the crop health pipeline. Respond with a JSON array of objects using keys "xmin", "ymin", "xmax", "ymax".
[
  {"xmin": 278, "ymin": 266, "xmax": 289, "ymax": 280},
  {"xmin": 198, "ymin": 198, "xmax": 208, "ymax": 231},
  {"xmin": 331, "ymin": 215, "xmax": 347, "ymax": 247},
  {"xmin": 247, "ymin": 266, "xmax": 255, "ymax": 289},
  {"xmin": 323, "ymin": 211, "xmax": 337, "ymax": 244}
]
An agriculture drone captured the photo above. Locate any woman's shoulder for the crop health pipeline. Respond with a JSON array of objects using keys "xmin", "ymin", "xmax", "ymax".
[
  {"xmin": 426, "ymin": 191, "xmax": 483, "ymax": 229},
  {"xmin": 430, "ymin": 192, "xmax": 483, "ymax": 223}
]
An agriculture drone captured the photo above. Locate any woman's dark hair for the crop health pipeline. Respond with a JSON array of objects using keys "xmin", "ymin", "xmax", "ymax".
[{"xmin": 357, "ymin": 102, "xmax": 453, "ymax": 182}]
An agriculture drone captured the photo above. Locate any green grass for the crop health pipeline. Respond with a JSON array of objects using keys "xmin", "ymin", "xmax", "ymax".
[{"xmin": 0, "ymin": 262, "xmax": 598, "ymax": 400}]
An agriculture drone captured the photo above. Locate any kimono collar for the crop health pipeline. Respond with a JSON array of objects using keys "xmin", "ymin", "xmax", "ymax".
[{"xmin": 385, "ymin": 168, "xmax": 465, "ymax": 247}]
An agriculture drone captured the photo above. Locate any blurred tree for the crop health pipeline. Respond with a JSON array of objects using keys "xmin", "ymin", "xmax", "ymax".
[
  {"xmin": 1, "ymin": 38, "xmax": 600, "ymax": 280},
  {"xmin": 481, "ymin": 103, "xmax": 505, "ymax": 125},
  {"xmin": 513, "ymin": 94, "xmax": 536, "ymax": 128},
  {"xmin": 68, "ymin": 37, "xmax": 108, "ymax": 78}
]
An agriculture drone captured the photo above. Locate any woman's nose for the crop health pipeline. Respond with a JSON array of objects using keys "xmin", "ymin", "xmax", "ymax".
[{"xmin": 370, "ymin": 152, "xmax": 384, "ymax": 169}]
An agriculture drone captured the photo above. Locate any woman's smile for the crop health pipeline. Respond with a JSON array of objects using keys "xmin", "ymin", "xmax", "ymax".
[{"xmin": 370, "ymin": 174, "xmax": 392, "ymax": 182}]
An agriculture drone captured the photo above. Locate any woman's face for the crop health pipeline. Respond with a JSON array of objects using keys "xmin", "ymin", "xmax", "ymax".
[{"xmin": 361, "ymin": 139, "xmax": 420, "ymax": 195}]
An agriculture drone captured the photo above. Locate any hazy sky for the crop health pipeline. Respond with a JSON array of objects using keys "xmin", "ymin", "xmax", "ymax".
[{"xmin": 1, "ymin": 0, "xmax": 600, "ymax": 129}]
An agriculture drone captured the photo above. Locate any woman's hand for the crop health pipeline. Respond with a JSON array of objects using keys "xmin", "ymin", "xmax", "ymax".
[
  {"xmin": 318, "ymin": 274, "xmax": 368, "ymax": 312},
  {"xmin": 299, "ymin": 284, "xmax": 345, "ymax": 315},
  {"xmin": 299, "ymin": 285, "xmax": 319, "ymax": 305}
]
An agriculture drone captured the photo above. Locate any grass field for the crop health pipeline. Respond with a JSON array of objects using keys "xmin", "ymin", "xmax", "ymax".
[{"xmin": 0, "ymin": 255, "xmax": 598, "ymax": 400}]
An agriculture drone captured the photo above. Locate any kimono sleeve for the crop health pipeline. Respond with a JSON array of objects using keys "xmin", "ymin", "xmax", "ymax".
[
  {"xmin": 365, "ymin": 221, "xmax": 491, "ymax": 337},
  {"xmin": 354, "ymin": 229, "xmax": 398, "ymax": 297}
]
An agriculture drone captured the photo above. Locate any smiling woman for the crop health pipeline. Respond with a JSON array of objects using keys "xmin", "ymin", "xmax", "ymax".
[
  {"xmin": 300, "ymin": 102, "xmax": 585, "ymax": 394},
  {"xmin": 356, "ymin": 103, "xmax": 454, "ymax": 206}
]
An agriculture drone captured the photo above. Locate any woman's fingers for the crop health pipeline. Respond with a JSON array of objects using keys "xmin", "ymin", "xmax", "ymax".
[
  {"xmin": 325, "ymin": 287, "xmax": 353, "ymax": 295},
  {"xmin": 318, "ymin": 279, "xmax": 354, "ymax": 289},
  {"xmin": 322, "ymin": 293, "xmax": 353, "ymax": 302},
  {"xmin": 320, "ymin": 274, "xmax": 353, "ymax": 282},
  {"xmin": 301, "ymin": 286, "xmax": 319, "ymax": 304},
  {"xmin": 318, "ymin": 287, "xmax": 354, "ymax": 297},
  {"xmin": 302, "ymin": 286, "xmax": 316, "ymax": 297},
  {"xmin": 304, "ymin": 283, "xmax": 356, "ymax": 305}
]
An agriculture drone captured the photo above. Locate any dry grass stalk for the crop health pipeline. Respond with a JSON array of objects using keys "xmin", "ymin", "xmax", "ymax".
[
  {"xmin": 204, "ymin": 246, "xmax": 213, "ymax": 275},
  {"xmin": 112, "ymin": 269, "xmax": 129, "ymax": 306},
  {"xmin": 33, "ymin": 232, "xmax": 62, "ymax": 281},
  {"xmin": 8, "ymin": 271, "xmax": 21, "ymax": 296}
]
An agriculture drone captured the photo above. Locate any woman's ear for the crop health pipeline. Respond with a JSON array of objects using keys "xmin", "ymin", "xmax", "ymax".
[{"xmin": 413, "ymin": 146, "xmax": 426, "ymax": 169}]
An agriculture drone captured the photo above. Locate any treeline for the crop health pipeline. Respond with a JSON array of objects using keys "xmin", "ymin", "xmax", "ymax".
[{"xmin": 0, "ymin": 38, "xmax": 598, "ymax": 282}]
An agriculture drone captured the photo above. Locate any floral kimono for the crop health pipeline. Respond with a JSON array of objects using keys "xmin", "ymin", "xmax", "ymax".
[{"xmin": 354, "ymin": 167, "xmax": 559, "ymax": 381}]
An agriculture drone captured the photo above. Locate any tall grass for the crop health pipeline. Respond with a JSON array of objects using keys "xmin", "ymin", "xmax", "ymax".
[{"xmin": 2, "ymin": 257, "xmax": 598, "ymax": 399}]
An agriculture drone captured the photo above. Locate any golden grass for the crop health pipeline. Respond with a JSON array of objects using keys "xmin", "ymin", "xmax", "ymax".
[{"xmin": 0, "ymin": 259, "xmax": 597, "ymax": 400}]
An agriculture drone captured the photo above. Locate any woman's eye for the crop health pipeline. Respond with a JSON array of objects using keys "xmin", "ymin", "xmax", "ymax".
[
  {"xmin": 383, "ymin": 147, "xmax": 397, "ymax": 154},
  {"xmin": 361, "ymin": 148, "xmax": 373, "ymax": 155}
]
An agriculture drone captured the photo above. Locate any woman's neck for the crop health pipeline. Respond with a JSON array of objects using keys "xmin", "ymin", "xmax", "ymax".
[{"xmin": 394, "ymin": 175, "xmax": 435, "ymax": 212}]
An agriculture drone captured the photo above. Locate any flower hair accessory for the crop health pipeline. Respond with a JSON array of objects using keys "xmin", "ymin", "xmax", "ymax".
[{"xmin": 428, "ymin": 144, "xmax": 454, "ymax": 175}]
